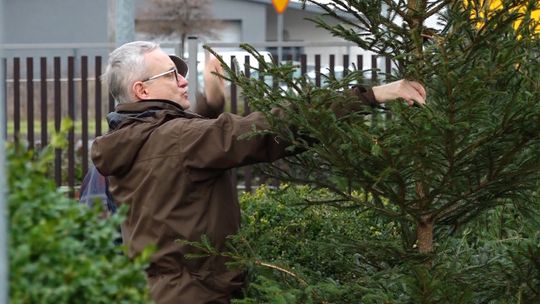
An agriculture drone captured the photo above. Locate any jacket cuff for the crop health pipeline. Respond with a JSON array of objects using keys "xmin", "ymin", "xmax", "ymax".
[
  {"xmin": 351, "ymin": 85, "xmax": 378, "ymax": 107},
  {"xmin": 195, "ymin": 91, "xmax": 224, "ymax": 119}
]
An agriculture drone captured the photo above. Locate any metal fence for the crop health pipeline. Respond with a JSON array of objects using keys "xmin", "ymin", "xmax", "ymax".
[
  {"xmin": 3, "ymin": 55, "xmax": 113, "ymax": 197},
  {"xmin": 2, "ymin": 45, "xmax": 391, "ymax": 197}
]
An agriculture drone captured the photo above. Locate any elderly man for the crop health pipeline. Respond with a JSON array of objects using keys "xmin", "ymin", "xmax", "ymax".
[{"xmin": 91, "ymin": 41, "xmax": 426, "ymax": 304}]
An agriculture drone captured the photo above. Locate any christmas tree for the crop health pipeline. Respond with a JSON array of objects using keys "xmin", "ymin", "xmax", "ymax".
[{"xmin": 206, "ymin": 0, "xmax": 540, "ymax": 302}]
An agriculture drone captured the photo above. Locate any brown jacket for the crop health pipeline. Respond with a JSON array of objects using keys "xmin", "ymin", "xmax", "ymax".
[
  {"xmin": 91, "ymin": 99, "xmax": 292, "ymax": 303},
  {"xmin": 91, "ymin": 87, "xmax": 376, "ymax": 304}
]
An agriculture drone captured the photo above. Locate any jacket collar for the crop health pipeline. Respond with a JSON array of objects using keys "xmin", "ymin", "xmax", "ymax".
[
  {"xmin": 115, "ymin": 99, "xmax": 186, "ymax": 114},
  {"xmin": 108, "ymin": 99, "xmax": 203, "ymax": 131}
]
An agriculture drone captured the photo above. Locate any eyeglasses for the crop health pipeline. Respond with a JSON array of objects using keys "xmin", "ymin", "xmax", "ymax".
[{"xmin": 142, "ymin": 67, "xmax": 179, "ymax": 83}]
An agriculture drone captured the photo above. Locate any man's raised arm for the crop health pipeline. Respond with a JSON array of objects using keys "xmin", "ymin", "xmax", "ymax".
[{"xmin": 195, "ymin": 54, "xmax": 225, "ymax": 118}]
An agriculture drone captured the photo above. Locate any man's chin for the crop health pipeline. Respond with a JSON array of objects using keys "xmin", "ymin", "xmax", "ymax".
[
  {"xmin": 180, "ymin": 100, "xmax": 191, "ymax": 110},
  {"xmin": 170, "ymin": 98, "xmax": 190, "ymax": 110}
]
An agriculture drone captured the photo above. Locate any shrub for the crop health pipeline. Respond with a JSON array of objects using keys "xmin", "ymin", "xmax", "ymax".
[
  {"xmin": 228, "ymin": 185, "xmax": 540, "ymax": 303},
  {"xmin": 8, "ymin": 145, "xmax": 152, "ymax": 303}
]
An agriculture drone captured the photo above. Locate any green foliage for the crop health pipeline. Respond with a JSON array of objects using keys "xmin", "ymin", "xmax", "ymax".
[
  {"xmin": 209, "ymin": 0, "xmax": 540, "ymax": 251},
  {"xmin": 227, "ymin": 186, "xmax": 540, "ymax": 303},
  {"xmin": 204, "ymin": 0, "xmax": 540, "ymax": 301},
  {"xmin": 228, "ymin": 185, "xmax": 400, "ymax": 303},
  {"xmin": 8, "ymin": 144, "xmax": 152, "ymax": 303}
]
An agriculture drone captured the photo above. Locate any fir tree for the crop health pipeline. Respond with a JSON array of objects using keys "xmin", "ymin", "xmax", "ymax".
[
  {"xmin": 205, "ymin": 0, "xmax": 540, "ymax": 301},
  {"xmin": 211, "ymin": 0, "xmax": 539, "ymax": 252}
]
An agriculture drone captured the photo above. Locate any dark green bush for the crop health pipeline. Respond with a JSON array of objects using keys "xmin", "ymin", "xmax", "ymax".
[
  {"xmin": 228, "ymin": 185, "xmax": 540, "ymax": 303},
  {"xmin": 8, "ymin": 145, "xmax": 152, "ymax": 304}
]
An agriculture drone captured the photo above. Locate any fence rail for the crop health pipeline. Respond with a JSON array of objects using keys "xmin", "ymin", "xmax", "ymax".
[{"xmin": 2, "ymin": 48, "xmax": 392, "ymax": 197}]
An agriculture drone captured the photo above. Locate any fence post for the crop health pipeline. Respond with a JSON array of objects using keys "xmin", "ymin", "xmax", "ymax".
[
  {"xmin": 81, "ymin": 56, "xmax": 89, "ymax": 177},
  {"xmin": 54, "ymin": 57, "xmax": 62, "ymax": 187},
  {"xmin": 40, "ymin": 57, "xmax": 48, "ymax": 148},
  {"xmin": 0, "ymin": 0, "xmax": 9, "ymax": 300},
  {"xmin": 277, "ymin": 13, "xmax": 284, "ymax": 62},
  {"xmin": 26, "ymin": 57, "xmax": 34, "ymax": 150},
  {"xmin": 68, "ymin": 57, "xmax": 75, "ymax": 197},
  {"xmin": 243, "ymin": 56, "xmax": 252, "ymax": 192},
  {"xmin": 187, "ymin": 36, "xmax": 198, "ymax": 110},
  {"xmin": 113, "ymin": 0, "xmax": 135, "ymax": 46},
  {"xmin": 13, "ymin": 58, "xmax": 19, "ymax": 145}
]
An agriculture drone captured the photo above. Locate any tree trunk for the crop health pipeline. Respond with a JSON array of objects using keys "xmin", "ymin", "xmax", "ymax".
[
  {"xmin": 416, "ymin": 215, "xmax": 434, "ymax": 253},
  {"xmin": 415, "ymin": 181, "xmax": 433, "ymax": 254},
  {"xmin": 407, "ymin": 0, "xmax": 427, "ymax": 81}
]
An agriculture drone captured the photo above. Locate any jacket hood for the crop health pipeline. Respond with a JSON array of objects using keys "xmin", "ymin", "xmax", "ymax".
[{"xmin": 91, "ymin": 100, "xmax": 200, "ymax": 177}]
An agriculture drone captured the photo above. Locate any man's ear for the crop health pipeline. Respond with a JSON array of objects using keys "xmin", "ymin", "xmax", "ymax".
[{"xmin": 133, "ymin": 81, "xmax": 149, "ymax": 100}]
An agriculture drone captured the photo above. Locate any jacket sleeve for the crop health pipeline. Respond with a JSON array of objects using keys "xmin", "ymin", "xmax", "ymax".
[
  {"xmin": 330, "ymin": 85, "xmax": 378, "ymax": 118},
  {"xmin": 180, "ymin": 85, "xmax": 377, "ymax": 170},
  {"xmin": 194, "ymin": 92, "xmax": 224, "ymax": 119},
  {"xmin": 195, "ymin": 85, "xmax": 377, "ymax": 119},
  {"xmin": 177, "ymin": 109, "xmax": 291, "ymax": 170}
]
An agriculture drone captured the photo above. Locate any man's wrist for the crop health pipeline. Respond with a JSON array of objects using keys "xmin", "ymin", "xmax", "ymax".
[
  {"xmin": 371, "ymin": 86, "xmax": 386, "ymax": 104},
  {"xmin": 353, "ymin": 85, "xmax": 378, "ymax": 106}
]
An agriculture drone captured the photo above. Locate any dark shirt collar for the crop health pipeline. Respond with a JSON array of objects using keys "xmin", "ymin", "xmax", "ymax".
[{"xmin": 115, "ymin": 99, "xmax": 185, "ymax": 114}]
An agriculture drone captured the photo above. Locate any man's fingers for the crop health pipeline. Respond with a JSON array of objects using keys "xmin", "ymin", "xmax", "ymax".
[
  {"xmin": 413, "ymin": 93, "xmax": 426, "ymax": 105},
  {"xmin": 371, "ymin": 79, "xmax": 427, "ymax": 105},
  {"xmin": 404, "ymin": 93, "xmax": 425, "ymax": 107},
  {"xmin": 408, "ymin": 81, "xmax": 427, "ymax": 99},
  {"xmin": 403, "ymin": 81, "xmax": 426, "ymax": 106}
]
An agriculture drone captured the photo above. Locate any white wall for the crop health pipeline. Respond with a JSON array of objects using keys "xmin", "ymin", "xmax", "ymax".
[
  {"xmin": 266, "ymin": 6, "xmax": 374, "ymax": 68},
  {"xmin": 4, "ymin": 0, "xmax": 108, "ymax": 44},
  {"xmin": 212, "ymin": 0, "xmax": 266, "ymax": 43}
]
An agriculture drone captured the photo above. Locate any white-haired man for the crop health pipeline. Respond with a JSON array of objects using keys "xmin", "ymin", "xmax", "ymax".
[{"xmin": 91, "ymin": 41, "xmax": 426, "ymax": 304}]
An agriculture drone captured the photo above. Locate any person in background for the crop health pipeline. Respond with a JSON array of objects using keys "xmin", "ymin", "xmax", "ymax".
[{"xmin": 91, "ymin": 41, "xmax": 426, "ymax": 304}]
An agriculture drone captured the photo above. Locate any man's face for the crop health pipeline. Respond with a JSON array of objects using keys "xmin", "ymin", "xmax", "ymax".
[{"xmin": 139, "ymin": 49, "xmax": 190, "ymax": 109}]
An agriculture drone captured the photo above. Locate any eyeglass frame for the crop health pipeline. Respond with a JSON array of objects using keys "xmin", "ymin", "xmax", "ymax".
[{"xmin": 141, "ymin": 67, "xmax": 179, "ymax": 83}]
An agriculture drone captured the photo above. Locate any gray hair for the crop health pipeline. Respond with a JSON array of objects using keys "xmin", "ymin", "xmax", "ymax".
[{"xmin": 102, "ymin": 41, "xmax": 160, "ymax": 104}]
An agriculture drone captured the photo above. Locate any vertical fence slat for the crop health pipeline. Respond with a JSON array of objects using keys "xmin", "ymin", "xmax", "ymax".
[
  {"xmin": 272, "ymin": 55, "xmax": 279, "ymax": 90},
  {"xmin": 26, "ymin": 58, "xmax": 34, "ymax": 150},
  {"xmin": 243, "ymin": 56, "xmax": 252, "ymax": 192},
  {"xmin": 95, "ymin": 56, "xmax": 102, "ymax": 137},
  {"xmin": 371, "ymin": 54, "xmax": 378, "ymax": 81},
  {"xmin": 2, "ymin": 58, "xmax": 7, "ymax": 140},
  {"xmin": 243, "ymin": 56, "xmax": 251, "ymax": 114},
  {"xmin": 13, "ymin": 58, "xmax": 20, "ymax": 145},
  {"xmin": 300, "ymin": 54, "xmax": 307, "ymax": 76},
  {"xmin": 343, "ymin": 54, "xmax": 349, "ymax": 78},
  {"xmin": 40, "ymin": 58, "xmax": 48, "ymax": 148},
  {"xmin": 68, "ymin": 57, "xmax": 75, "ymax": 197},
  {"xmin": 385, "ymin": 57, "xmax": 393, "ymax": 120},
  {"xmin": 54, "ymin": 57, "xmax": 62, "ymax": 186},
  {"xmin": 329, "ymin": 54, "xmax": 335, "ymax": 78},
  {"xmin": 229, "ymin": 57, "xmax": 238, "ymax": 189},
  {"xmin": 370, "ymin": 55, "xmax": 379, "ymax": 126},
  {"xmin": 81, "ymin": 56, "xmax": 89, "ymax": 177},
  {"xmin": 357, "ymin": 55, "xmax": 363, "ymax": 72},
  {"xmin": 230, "ymin": 57, "xmax": 237, "ymax": 114},
  {"xmin": 315, "ymin": 54, "xmax": 321, "ymax": 87},
  {"xmin": 257, "ymin": 68, "xmax": 267, "ymax": 186}
]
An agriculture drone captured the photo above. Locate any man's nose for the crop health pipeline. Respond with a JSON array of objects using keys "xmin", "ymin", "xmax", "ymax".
[{"xmin": 177, "ymin": 74, "xmax": 188, "ymax": 87}]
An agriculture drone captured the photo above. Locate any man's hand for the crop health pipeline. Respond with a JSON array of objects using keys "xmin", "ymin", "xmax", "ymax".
[
  {"xmin": 203, "ymin": 54, "xmax": 226, "ymax": 111},
  {"xmin": 372, "ymin": 80, "xmax": 426, "ymax": 106}
]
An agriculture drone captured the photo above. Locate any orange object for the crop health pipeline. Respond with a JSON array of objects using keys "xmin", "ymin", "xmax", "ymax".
[{"xmin": 272, "ymin": 0, "xmax": 290, "ymax": 14}]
